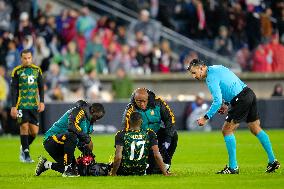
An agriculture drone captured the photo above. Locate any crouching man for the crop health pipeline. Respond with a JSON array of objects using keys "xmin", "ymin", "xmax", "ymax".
[{"xmin": 35, "ymin": 100, "xmax": 105, "ymax": 177}]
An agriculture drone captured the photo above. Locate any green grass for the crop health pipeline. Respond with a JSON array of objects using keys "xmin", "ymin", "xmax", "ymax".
[{"xmin": 0, "ymin": 130, "xmax": 283, "ymax": 189}]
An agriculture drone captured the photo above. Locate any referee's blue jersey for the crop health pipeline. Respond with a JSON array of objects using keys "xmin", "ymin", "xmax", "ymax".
[{"xmin": 205, "ymin": 65, "xmax": 247, "ymax": 119}]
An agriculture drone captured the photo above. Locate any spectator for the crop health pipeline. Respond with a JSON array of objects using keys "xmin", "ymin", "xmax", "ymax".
[
  {"xmin": 159, "ymin": 39, "xmax": 179, "ymax": 73},
  {"xmin": 62, "ymin": 41, "xmax": 80, "ymax": 75},
  {"xmin": 0, "ymin": 0, "xmax": 12, "ymax": 32},
  {"xmin": 84, "ymin": 32, "xmax": 107, "ymax": 74},
  {"xmin": 235, "ymin": 44, "xmax": 251, "ymax": 71},
  {"xmin": 229, "ymin": 2, "xmax": 246, "ymax": 49},
  {"xmin": 82, "ymin": 70, "xmax": 102, "ymax": 100},
  {"xmin": 268, "ymin": 33, "xmax": 284, "ymax": 72},
  {"xmin": 33, "ymin": 36, "xmax": 50, "ymax": 68},
  {"xmin": 213, "ymin": 25, "xmax": 233, "ymax": 57},
  {"xmin": 246, "ymin": 5, "xmax": 261, "ymax": 50},
  {"xmin": 112, "ymin": 67, "xmax": 133, "ymax": 100},
  {"xmin": 260, "ymin": 8, "xmax": 274, "ymax": 43},
  {"xmin": 5, "ymin": 39, "xmax": 20, "ymax": 74},
  {"xmin": 45, "ymin": 63, "xmax": 67, "ymax": 100},
  {"xmin": 183, "ymin": 92, "xmax": 211, "ymax": 132},
  {"xmin": 109, "ymin": 44, "xmax": 131, "ymax": 74},
  {"xmin": 76, "ymin": 6, "xmax": 96, "ymax": 40},
  {"xmin": 17, "ymin": 12, "xmax": 35, "ymax": 43},
  {"xmin": 60, "ymin": 9, "xmax": 78, "ymax": 45},
  {"xmin": 271, "ymin": 83, "xmax": 283, "ymax": 97},
  {"xmin": 129, "ymin": 9, "xmax": 161, "ymax": 43},
  {"xmin": 251, "ymin": 44, "xmax": 272, "ymax": 72}
]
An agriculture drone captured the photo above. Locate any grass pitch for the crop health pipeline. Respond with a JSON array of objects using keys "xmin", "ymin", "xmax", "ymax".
[{"xmin": 0, "ymin": 130, "xmax": 283, "ymax": 189}]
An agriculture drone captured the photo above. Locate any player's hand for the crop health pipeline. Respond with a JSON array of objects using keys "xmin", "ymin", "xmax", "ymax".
[
  {"xmin": 86, "ymin": 140, "xmax": 93, "ymax": 151},
  {"xmin": 10, "ymin": 107, "xmax": 18, "ymax": 119},
  {"xmin": 38, "ymin": 102, "xmax": 45, "ymax": 112},
  {"xmin": 218, "ymin": 104, "xmax": 228, "ymax": 115},
  {"xmin": 197, "ymin": 117, "xmax": 207, "ymax": 126}
]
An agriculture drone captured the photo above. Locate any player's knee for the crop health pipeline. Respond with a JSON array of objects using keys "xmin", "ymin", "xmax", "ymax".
[{"xmin": 29, "ymin": 129, "xmax": 38, "ymax": 137}]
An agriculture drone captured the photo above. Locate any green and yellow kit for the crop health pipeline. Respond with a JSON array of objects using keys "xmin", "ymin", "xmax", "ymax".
[
  {"xmin": 11, "ymin": 64, "xmax": 44, "ymax": 109},
  {"xmin": 11, "ymin": 64, "xmax": 44, "ymax": 125},
  {"xmin": 115, "ymin": 129, "xmax": 158, "ymax": 175}
]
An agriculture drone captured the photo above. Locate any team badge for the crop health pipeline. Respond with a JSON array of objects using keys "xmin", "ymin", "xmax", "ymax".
[{"xmin": 150, "ymin": 110, "xmax": 154, "ymax": 115}]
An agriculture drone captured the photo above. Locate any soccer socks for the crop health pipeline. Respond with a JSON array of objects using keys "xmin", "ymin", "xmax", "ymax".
[
  {"xmin": 256, "ymin": 130, "xmax": 275, "ymax": 163},
  {"xmin": 50, "ymin": 162, "xmax": 65, "ymax": 173},
  {"xmin": 224, "ymin": 134, "xmax": 238, "ymax": 169},
  {"xmin": 20, "ymin": 135, "xmax": 29, "ymax": 152},
  {"xmin": 28, "ymin": 135, "xmax": 35, "ymax": 145}
]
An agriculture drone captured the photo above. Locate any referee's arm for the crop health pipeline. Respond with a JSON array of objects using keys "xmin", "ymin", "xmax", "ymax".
[{"xmin": 205, "ymin": 77, "xmax": 223, "ymax": 119}]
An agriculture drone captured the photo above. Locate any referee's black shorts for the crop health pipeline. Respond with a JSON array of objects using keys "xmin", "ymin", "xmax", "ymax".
[{"xmin": 226, "ymin": 87, "xmax": 259, "ymax": 123}]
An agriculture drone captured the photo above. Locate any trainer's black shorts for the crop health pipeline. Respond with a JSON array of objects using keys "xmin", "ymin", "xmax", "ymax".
[
  {"xmin": 43, "ymin": 134, "xmax": 66, "ymax": 163},
  {"xmin": 17, "ymin": 109, "xmax": 39, "ymax": 126},
  {"xmin": 226, "ymin": 87, "xmax": 259, "ymax": 123}
]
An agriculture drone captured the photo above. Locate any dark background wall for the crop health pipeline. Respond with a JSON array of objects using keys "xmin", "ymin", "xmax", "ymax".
[{"xmin": 40, "ymin": 99, "xmax": 284, "ymax": 134}]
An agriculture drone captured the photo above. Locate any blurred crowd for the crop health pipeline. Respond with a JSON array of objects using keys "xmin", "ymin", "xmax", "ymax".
[{"xmin": 119, "ymin": 0, "xmax": 284, "ymax": 72}]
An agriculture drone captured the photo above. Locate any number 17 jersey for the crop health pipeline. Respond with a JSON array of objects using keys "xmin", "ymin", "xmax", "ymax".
[{"xmin": 115, "ymin": 129, "xmax": 158, "ymax": 175}]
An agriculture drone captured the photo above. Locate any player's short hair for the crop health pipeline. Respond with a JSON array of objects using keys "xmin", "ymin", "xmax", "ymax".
[
  {"xmin": 90, "ymin": 103, "xmax": 105, "ymax": 119},
  {"xmin": 186, "ymin": 58, "xmax": 205, "ymax": 71},
  {"xmin": 130, "ymin": 112, "xmax": 142, "ymax": 126},
  {"xmin": 20, "ymin": 49, "xmax": 32, "ymax": 56}
]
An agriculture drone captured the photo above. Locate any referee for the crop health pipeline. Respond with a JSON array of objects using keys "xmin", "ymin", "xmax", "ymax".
[{"xmin": 185, "ymin": 58, "xmax": 280, "ymax": 174}]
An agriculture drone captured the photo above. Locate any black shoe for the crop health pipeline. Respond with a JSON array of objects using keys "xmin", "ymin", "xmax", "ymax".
[
  {"xmin": 35, "ymin": 156, "xmax": 48, "ymax": 176},
  {"xmin": 216, "ymin": 165, "xmax": 239, "ymax": 174},
  {"xmin": 62, "ymin": 165, "xmax": 80, "ymax": 177},
  {"xmin": 266, "ymin": 160, "xmax": 280, "ymax": 173}
]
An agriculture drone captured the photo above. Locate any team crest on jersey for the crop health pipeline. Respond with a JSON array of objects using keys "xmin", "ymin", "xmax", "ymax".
[{"xmin": 150, "ymin": 110, "xmax": 154, "ymax": 115}]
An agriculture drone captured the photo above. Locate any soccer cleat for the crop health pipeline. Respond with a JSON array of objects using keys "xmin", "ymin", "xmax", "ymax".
[
  {"xmin": 266, "ymin": 160, "xmax": 280, "ymax": 173},
  {"xmin": 62, "ymin": 165, "xmax": 80, "ymax": 177},
  {"xmin": 35, "ymin": 156, "xmax": 48, "ymax": 176},
  {"xmin": 22, "ymin": 149, "xmax": 35, "ymax": 163},
  {"xmin": 216, "ymin": 165, "xmax": 239, "ymax": 174},
  {"xmin": 23, "ymin": 156, "xmax": 35, "ymax": 163},
  {"xmin": 165, "ymin": 164, "xmax": 171, "ymax": 173}
]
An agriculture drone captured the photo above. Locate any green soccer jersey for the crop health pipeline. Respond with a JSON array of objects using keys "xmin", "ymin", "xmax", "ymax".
[
  {"xmin": 44, "ymin": 107, "xmax": 93, "ymax": 143},
  {"xmin": 115, "ymin": 129, "xmax": 158, "ymax": 175},
  {"xmin": 11, "ymin": 64, "xmax": 44, "ymax": 109}
]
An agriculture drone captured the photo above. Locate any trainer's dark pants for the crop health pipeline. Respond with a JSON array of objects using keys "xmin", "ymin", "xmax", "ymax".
[
  {"xmin": 147, "ymin": 129, "xmax": 178, "ymax": 174},
  {"xmin": 44, "ymin": 132, "xmax": 77, "ymax": 173}
]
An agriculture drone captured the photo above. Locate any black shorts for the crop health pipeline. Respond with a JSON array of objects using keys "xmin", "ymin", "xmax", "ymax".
[
  {"xmin": 226, "ymin": 87, "xmax": 259, "ymax": 123},
  {"xmin": 43, "ymin": 134, "xmax": 66, "ymax": 164},
  {"xmin": 17, "ymin": 109, "xmax": 39, "ymax": 126}
]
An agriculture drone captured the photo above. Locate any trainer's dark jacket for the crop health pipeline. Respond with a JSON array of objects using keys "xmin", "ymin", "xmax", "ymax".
[
  {"xmin": 44, "ymin": 103, "xmax": 93, "ymax": 144},
  {"xmin": 122, "ymin": 90, "xmax": 176, "ymax": 143}
]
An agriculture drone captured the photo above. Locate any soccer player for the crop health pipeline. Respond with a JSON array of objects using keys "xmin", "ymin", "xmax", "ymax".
[
  {"xmin": 122, "ymin": 88, "xmax": 178, "ymax": 173},
  {"xmin": 112, "ymin": 112, "xmax": 168, "ymax": 176},
  {"xmin": 10, "ymin": 49, "xmax": 45, "ymax": 163},
  {"xmin": 186, "ymin": 58, "xmax": 280, "ymax": 174},
  {"xmin": 35, "ymin": 100, "xmax": 105, "ymax": 177}
]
